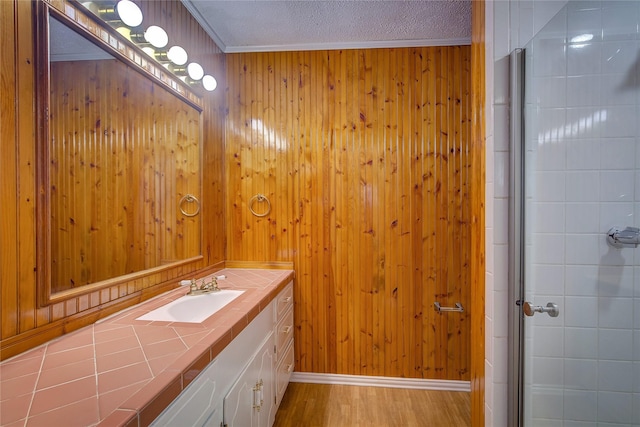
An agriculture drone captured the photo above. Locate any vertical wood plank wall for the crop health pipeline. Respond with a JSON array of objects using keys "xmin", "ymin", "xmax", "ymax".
[
  {"xmin": 0, "ymin": 0, "xmax": 226, "ymax": 359},
  {"xmin": 226, "ymin": 47, "xmax": 472, "ymax": 380}
]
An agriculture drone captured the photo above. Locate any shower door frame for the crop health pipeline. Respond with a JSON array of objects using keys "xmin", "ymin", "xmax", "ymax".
[{"xmin": 508, "ymin": 47, "xmax": 526, "ymax": 427}]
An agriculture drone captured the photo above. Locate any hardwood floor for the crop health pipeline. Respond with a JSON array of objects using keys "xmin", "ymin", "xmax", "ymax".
[{"xmin": 273, "ymin": 382, "xmax": 471, "ymax": 427}]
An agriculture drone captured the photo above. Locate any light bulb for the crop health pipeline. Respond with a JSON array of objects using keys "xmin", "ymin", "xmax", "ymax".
[
  {"xmin": 167, "ymin": 46, "xmax": 188, "ymax": 66},
  {"xmin": 187, "ymin": 62, "xmax": 204, "ymax": 81},
  {"xmin": 115, "ymin": 0, "xmax": 143, "ymax": 27},
  {"xmin": 144, "ymin": 26, "xmax": 168, "ymax": 49},
  {"xmin": 202, "ymin": 75, "xmax": 217, "ymax": 91}
]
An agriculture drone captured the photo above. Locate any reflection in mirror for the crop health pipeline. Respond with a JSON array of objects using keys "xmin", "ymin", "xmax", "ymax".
[{"xmin": 47, "ymin": 15, "xmax": 202, "ymax": 295}]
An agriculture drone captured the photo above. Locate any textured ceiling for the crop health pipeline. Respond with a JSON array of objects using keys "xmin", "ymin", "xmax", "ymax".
[{"xmin": 180, "ymin": 0, "xmax": 472, "ymax": 53}]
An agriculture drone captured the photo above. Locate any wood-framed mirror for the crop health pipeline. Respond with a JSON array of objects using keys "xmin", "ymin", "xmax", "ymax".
[{"xmin": 36, "ymin": 0, "xmax": 204, "ymax": 306}]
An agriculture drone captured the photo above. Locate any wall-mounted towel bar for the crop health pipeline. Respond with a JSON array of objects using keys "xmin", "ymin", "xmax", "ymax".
[{"xmin": 434, "ymin": 302, "xmax": 464, "ymax": 313}]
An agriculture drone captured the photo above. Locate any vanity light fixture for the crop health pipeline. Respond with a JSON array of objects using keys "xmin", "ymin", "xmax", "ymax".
[
  {"xmin": 99, "ymin": 0, "xmax": 143, "ymax": 27},
  {"xmin": 187, "ymin": 62, "xmax": 204, "ymax": 81},
  {"xmin": 130, "ymin": 25, "xmax": 168, "ymax": 49},
  {"xmin": 82, "ymin": 1, "xmax": 217, "ymax": 92},
  {"xmin": 202, "ymin": 75, "xmax": 217, "ymax": 92}
]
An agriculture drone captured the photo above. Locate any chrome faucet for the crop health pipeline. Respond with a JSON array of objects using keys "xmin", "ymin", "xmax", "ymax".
[
  {"xmin": 607, "ymin": 226, "xmax": 640, "ymax": 248},
  {"xmin": 186, "ymin": 277, "xmax": 220, "ymax": 295}
]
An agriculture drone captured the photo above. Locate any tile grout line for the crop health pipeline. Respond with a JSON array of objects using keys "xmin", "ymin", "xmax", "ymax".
[
  {"xmin": 23, "ymin": 343, "xmax": 48, "ymax": 427},
  {"xmin": 92, "ymin": 324, "xmax": 101, "ymax": 420},
  {"xmin": 131, "ymin": 324, "xmax": 155, "ymax": 386}
]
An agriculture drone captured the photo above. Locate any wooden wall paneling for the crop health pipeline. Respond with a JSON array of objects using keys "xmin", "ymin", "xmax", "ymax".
[
  {"xmin": 16, "ymin": 0, "xmax": 38, "ymax": 333},
  {"xmin": 1, "ymin": 0, "xmax": 19, "ymax": 340},
  {"xmin": 226, "ymin": 47, "xmax": 472, "ymax": 380},
  {"xmin": 382, "ymin": 47, "xmax": 397, "ymax": 378},
  {"xmin": 334, "ymin": 49, "xmax": 348, "ymax": 376}
]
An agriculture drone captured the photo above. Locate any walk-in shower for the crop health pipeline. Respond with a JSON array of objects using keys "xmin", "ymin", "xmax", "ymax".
[{"xmin": 509, "ymin": 1, "xmax": 640, "ymax": 425}]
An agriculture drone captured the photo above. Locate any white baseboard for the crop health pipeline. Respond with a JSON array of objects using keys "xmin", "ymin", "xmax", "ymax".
[{"xmin": 289, "ymin": 372, "xmax": 470, "ymax": 392}]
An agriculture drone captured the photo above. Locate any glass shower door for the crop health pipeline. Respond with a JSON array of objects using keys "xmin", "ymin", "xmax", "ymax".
[{"xmin": 515, "ymin": 1, "xmax": 640, "ymax": 425}]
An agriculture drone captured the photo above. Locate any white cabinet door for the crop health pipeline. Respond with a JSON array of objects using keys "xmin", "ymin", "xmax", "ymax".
[
  {"xmin": 202, "ymin": 402, "xmax": 223, "ymax": 427},
  {"xmin": 223, "ymin": 332, "xmax": 275, "ymax": 427},
  {"xmin": 151, "ymin": 359, "xmax": 222, "ymax": 427}
]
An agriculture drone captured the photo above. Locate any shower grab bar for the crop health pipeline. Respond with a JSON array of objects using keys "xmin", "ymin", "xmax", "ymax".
[
  {"xmin": 434, "ymin": 302, "xmax": 464, "ymax": 313},
  {"xmin": 607, "ymin": 226, "xmax": 640, "ymax": 248}
]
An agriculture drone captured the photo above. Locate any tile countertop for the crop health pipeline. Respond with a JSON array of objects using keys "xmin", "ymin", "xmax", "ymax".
[{"xmin": 0, "ymin": 268, "xmax": 294, "ymax": 427}]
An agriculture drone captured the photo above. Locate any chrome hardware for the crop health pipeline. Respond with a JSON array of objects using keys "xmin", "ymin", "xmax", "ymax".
[
  {"xmin": 186, "ymin": 277, "xmax": 220, "ymax": 295},
  {"xmin": 607, "ymin": 226, "xmax": 640, "ymax": 248},
  {"xmin": 523, "ymin": 301, "xmax": 559, "ymax": 317},
  {"xmin": 434, "ymin": 302, "xmax": 464, "ymax": 313}
]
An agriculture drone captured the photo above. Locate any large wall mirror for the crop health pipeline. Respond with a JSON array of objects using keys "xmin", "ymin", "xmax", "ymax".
[{"xmin": 38, "ymin": 3, "xmax": 203, "ymax": 305}]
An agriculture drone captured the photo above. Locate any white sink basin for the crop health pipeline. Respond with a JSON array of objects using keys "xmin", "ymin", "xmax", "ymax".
[{"xmin": 136, "ymin": 289, "xmax": 245, "ymax": 323}]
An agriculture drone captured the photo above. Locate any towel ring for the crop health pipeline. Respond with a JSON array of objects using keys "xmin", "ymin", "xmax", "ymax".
[
  {"xmin": 179, "ymin": 194, "xmax": 201, "ymax": 217},
  {"xmin": 249, "ymin": 194, "xmax": 271, "ymax": 217}
]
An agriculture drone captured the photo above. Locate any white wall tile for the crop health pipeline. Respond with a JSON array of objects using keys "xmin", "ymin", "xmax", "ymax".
[
  {"xmin": 564, "ymin": 389, "xmax": 598, "ymax": 421},
  {"xmin": 602, "ymin": 40, "xmax": 639, "ymax": 74},
  {"xmin": 568, "ymin": 43, "xmax": 603, "ymax": 76},
  {"xmin": 566, "ymin": 171, "xmax": 599, "ymax": 201},
  {"xmin": 598, "ymin": 360, "xmax": 633, "ymax": 392},
  {"xmin": 493, "ymin": 244, "xmax": 509, "ymax": 292},
  {"xmin": 602, "ymin": 2, "xmax": 640, "ymax": 41},
  {"xmin": 597, "ymin": 265, "xmax": 634, "ymax": 297},
  {"xmin": 536, "ymin": 171, "xmax": 567, "ymax": 201},
  {"xmin": 565, "ymin": 234, "xmax": 600, "ymax": 265},
  {"xmin": 531, "ymin": 326, "xmax": 564, "ymax": 358},
  {"xmin": 600, "ymin": 209, "xmax": 634, "ymax": 243},
  {"xmin": 598, "ymin": 297, "xmax": 633, "ymax": 328},
  {"xmin": 565, "ymin": 296, "xmax": 598, "ymax": 327},
  {"xmin": 493, "ymin": 104, "xmax": 510, "ymax": 152},
  {"xmin": 597, "ymin": 391, "xmax": 633, "ymax": 424},
  {"xmin": 494, "ymin": 152, "xmax": 510, "ymax": 198},
  {"xmin": 567, "ymin": 75, "xmax": 602, "ymax": 107},
  {"xmin": 566, "ymin": 139, "xmax": 601, "ymax": 170},
  {"xmin": 533, "ymin": 233, "xmax": 565, "ymax": 264},
  {"xmin": 601, "ymin": 138, "xmax": 636, "ymax": 169},
  {"xmin": 533, "ymin": 264, "xmax": 565, "ymax": 295},
  {"xmin": 565, "ymin": 327, "xmax": 598, "ymax": 359},
  {"xmin": 534, "ymin": 202, "xmax": 566, "ymax": 233},
  {"xmin": 566, "ymin": 202, "xmax": 600, "ymax": 233},
  {"xmin": 603, "ymin": 105, "xmax": 638, "ymax": 138},
  {"xmin": 565, "ymin": 264, "xmax": 599, "ymax": 296},
  {"xmin": 564, "ymin": 358, "xmax": 597, "ymax": 390},
  {"xmin": 599, "ymin": 328, "xmax": 633, "ymax": 361},
  {"xmin": 532, "ymin": 356, "xmax": 564, "ymax": 387},
  {"xmin": 600, "ymin": 170, "xmax": 634, "ymax": 201},
  {"xmin": 531, "ymin": 387, "xmax": 564, "ymax": 420}
]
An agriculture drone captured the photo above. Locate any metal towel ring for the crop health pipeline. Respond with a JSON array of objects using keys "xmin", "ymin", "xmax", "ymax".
[
  {"xmin": 179, "ymin": 194, "xmax": 201, "ymax": 217},
  {"xmin": 249, "ymin": 193, "xmax": 271, "ymax": 217}
]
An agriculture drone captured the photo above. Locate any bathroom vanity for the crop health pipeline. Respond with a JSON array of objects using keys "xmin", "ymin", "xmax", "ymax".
[
  {"xmin": 151, "ymin": 281, "xmax": 294, "ymax": 426},
  {"xmin": 0, "ymin": 268, "xmax": 294, "ymax": 427}
]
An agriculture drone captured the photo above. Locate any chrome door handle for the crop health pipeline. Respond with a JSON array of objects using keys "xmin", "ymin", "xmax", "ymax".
[{"xmin": 523, "ymin": 301, "xmax": 559, "ymax": 317}]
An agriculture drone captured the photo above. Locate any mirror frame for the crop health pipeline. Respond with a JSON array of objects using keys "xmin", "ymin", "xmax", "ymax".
[{"xmin": 35, "ymin": 0, "xmax": 205, "ymax": 306}]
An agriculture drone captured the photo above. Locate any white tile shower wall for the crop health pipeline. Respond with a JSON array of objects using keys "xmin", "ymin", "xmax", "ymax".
[
  {"xmin": 489, "ymin": 0, "xmax": 568, "ymax": 426},
  {"xmin": 490, "ymin": 0, "xmax": 640, "ymax": 426}
]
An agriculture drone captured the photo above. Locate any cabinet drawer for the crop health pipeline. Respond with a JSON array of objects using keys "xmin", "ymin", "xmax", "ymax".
[
  {"xmin": 275, "ymin": 341, "xmax": 295, "ymax": 406},
  {"xmin": 275, "ymin": 281, "xmax": 293, "ymax": 321},
  {"xmin": 275, "ymin": 306, "xmax": 294, "ymax": 356}
]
